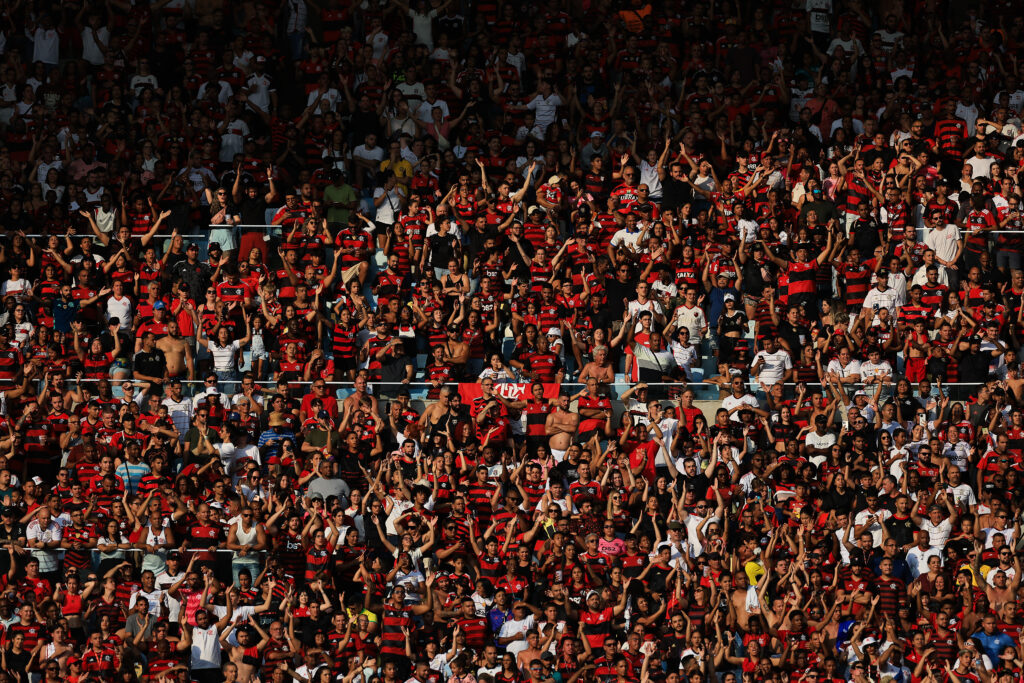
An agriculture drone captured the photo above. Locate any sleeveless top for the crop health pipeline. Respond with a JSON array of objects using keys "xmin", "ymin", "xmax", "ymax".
[
  {"xmin": 233, "ymin": 522, "xmax": 259, "ymax": 560},
  {"xmin": 142, "ymin": 524, "xmax": 169, "ymax": 574}
]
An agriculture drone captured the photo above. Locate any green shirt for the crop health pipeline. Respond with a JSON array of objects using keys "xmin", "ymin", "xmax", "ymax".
[{"xmin": 324, "ymin": 183, "xmax": 358, "ymax": 226}]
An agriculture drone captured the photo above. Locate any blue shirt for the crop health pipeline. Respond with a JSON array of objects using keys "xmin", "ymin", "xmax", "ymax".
[
  {"xmin": 972, "ymin": 629, "xmax": 1015, "ymax": 660},
  {"xmin": 257, "ymin": 428, "xmax": 295, "ymax": 460},
  {"xmin": 487, "ymin": 606, "xmax": 510, "ymax": 643},
  {"xmin": 52, "ymin": 298, "xmax": 79, "ymax": 334}
]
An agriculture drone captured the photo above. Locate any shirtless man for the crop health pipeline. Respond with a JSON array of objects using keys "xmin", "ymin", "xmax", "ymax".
[
  {"xmin": 156, "ymin": 319, "xmax": 196, "ymax": 380},
  {"xmin": 220, "ymin": 618, "xmax": 271, "ymax": 682},
  {"xmin": 729, "ymin": 570, "xmax": 761, "ymax": 633},
  {"xmin": 442, "ymin": 323, "xmax": 470, "ymax": 379},
  {"xmin": 545, "ymin": 392, "xmax": 579, "ymax": 463},
  {"xmin": 973, "ymin": 541, "xmax": 1022, "ymax": 611},
  {"xmin": 578, "ymin": 345, "xmax": 615, "ymax": 385},
  {"xmin": 341, "ymin": 374, "xmax": 380, "ymax": 419},
  {"xmin": 419, "ymin": 386, "xmax": 456, "ymax": 434}
]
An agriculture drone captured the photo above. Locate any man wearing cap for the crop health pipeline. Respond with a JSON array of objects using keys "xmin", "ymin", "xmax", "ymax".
[
  {"xmin": 860, "ymin": 268, "xmax": 901, "ymax": 326},
  {"xmin": 761, "ymin": 229, "xmax": 836, "ymax": 313},
  {"xmin": 171, "ymin": 240, "xmax": 213, "ymax": 299},
  {"xmin": 536, "ymin": 174, "xmax": 562, "ymax": 212},
  {"xmin": 581, "ymin": 132, "xmax": 609, "ymax": 168}
]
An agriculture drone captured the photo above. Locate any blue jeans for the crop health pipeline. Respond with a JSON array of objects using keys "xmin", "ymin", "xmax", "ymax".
[{"xmin": 232, "ymin": 556, "xmax": 261, "ymax": 586}]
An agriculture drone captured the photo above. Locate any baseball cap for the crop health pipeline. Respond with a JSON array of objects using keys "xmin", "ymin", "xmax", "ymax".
[
  {"xmin": 590, "ymin": 131, "xmax": 603, "ymax": 139},
  {"xmin": 528, "ymin": 205, "xmax": 542, "ymax": 215},
  {"xmin": 547, "ymin": 327, "xmax": 561, "ymax": 337},
  {"xmin": 153, "ymin": 301, "xmax": 166, "ymax": 310},
  {"xmin": 724, "ymin": 293, "xmax": 736, "ymax": 302},
  {"xmin": 548, "ymin": 175, "xmax": 560, "ymax": 185}
]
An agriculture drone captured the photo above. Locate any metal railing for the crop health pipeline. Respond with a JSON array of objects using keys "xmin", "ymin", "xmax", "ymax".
[{"xmin": 42, "ymin": 377, "xmax": 992, "ymax": 403}]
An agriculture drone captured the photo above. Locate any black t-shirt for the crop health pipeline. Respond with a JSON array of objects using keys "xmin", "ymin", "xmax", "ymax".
[
  {"xmin": 885, "ymin": 513, "xmax": 917, "ymax": 548},
  {"xmin": 820, "ymin": 487, "xmax": 855, "ymax": 515},
  {"xmin": 134, "ymin": 349, "xmax": 167, "ymax": 380},
  {"xmin": 660, "ymin": 177, "xmax": 692, "ymax": 212},
  {"xmin": 777, "ymin": 320, "xmax": 810, "ymax": 355},
  {"xmin": 677, "ymin": 472, "xmax": 710, "ymax": 499},
  {"xmin": 239, "ymin": 197, "xmax": 268, "ymax": 227},
  {"xmin": 604, "ymin": 277, "xmax": 637, "ymax": 321},
  {"xmin": 294, "ymin": 613, "xmax": 332, "ymax": 646},
  {"xmin": 426, "ymin": 233, "xmax": 460, "ymax": 268},
  {"xmin": 958, "ymin": 350, "xmax": 992, "ymax": 384}
]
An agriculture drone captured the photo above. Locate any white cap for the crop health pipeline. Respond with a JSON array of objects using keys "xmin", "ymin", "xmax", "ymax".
[{"xmin": 547, "ymin": 327, "xmax": 561, "ymax": 337}]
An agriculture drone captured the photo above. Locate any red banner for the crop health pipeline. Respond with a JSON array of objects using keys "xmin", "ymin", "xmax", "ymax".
[{"xmin": 457, "ymin": 382, "xmax": 561, "ymax": 403}]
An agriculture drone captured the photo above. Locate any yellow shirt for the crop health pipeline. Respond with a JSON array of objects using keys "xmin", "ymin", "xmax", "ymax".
[{"xmin": 380, "ymin": 158, "xmax": 413, "ymax": 188}]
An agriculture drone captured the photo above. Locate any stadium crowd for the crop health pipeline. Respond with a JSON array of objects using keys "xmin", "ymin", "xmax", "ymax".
[{"xmin": 2, "ymin": 1, "xmax": 1024, "ymax": 683}]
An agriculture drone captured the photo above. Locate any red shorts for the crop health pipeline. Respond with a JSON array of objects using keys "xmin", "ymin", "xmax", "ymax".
[{"xmin": 905, "ymin": 356, "xmax": 926, "ymax": 382}]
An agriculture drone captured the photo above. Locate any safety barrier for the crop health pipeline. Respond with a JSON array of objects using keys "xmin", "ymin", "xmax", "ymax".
[{"xmin": 45, "ymin": 377, "xmax": 991, "ymax": 404}]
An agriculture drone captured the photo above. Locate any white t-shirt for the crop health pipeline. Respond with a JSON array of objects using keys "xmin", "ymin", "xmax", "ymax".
[
  {"xmin": 209, "ymin": 339, "xmax": 241, "ymax": 372},
  {"xmin": 155, "ymin": 569, "xmax": 183, "ymax": 620},
  {"xmin": 826, "ymin": 357, "xmax": 862, "ymax": 379},
  {"xmin": 853, "ymin": 507, "xmax": 892, "ymax": 546},
  {"xmin": 862, "ymin": 287, "xmax": 900, "ymax": 321},
  {"xmin": 860, "ymin": 360, "xmax": 893, "ymax": 382},
  {"xmin": 805, "ymin": 430, "xmax": 837, "ymax": 453},
  {"xmin": 219, "ymin": 118, "xmax": 250, "ymax": 163},
  {"xmin": 32, "ymin": 28, "xmax": 59, "ymax": 64},
  {"xmin": 415, "ymin": 98, "xmax": 449, "ymax": 124},
  {"xmin": 498, "ymin": 614, "xmax": 535, "ymax": 658},
  {"xmin": 527, "ymin": 93, "xmax": 563, "ymax": 131},
  {"xmin": 722, "ymin": 393, "xmax": 759, "ymax": 422},
  {"xmin": 129, "ymin": 588, "xmax": 166, "ymax": 617},
  {"xmin": 372, "ymin": 186, "xmax": 405, "ymax": 226},
  {"xmin": 190, "ymin": 624, "xmax": 222, "ymax": 669},
  {"xmin": 81, "ymin": 26, "xmax": 109, "ymax": 66},
  {"xmin": 905, "ymin": 545, "xmax": 943, "ymax": 579},
  {"xmin": 751, "ymin": 349, "xmax": 792, "ymax": 385},
  {"xmin": 920, "ymin": 517, "xmax": 953, "ymax": 548},
  {"xmin": 924, "ymin": 224, "xmax": 962, "ymax": 263},
  {"xmin": 806, "ymin": 0, "xmax": 832, "ymax": 32},
  {"xmin": 674, "ymin": 304, "xmax": 707, "ymax": 339},
  {"xmin": 610, "ymin": 228, "xmax": 642, "ymax": 254},
  {"xmin": 106, "ymin": 295, "xmax": 133, "ymax": 330}
]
